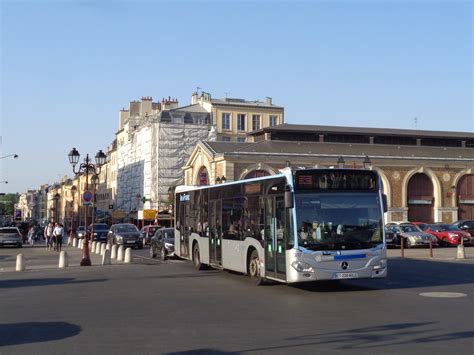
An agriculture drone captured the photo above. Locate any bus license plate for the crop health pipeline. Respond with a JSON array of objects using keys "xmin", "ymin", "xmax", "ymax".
[{"xmin": 335, "ymin": 272, "xmax": 358, "ymax": 280}]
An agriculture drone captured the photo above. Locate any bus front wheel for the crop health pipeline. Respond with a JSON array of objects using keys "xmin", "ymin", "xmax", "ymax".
[
  {"xmin": 193, "ymin": 243, "xmax": 205, "ymax": 270},
  {"xmin": 248, "ymin": 249, "xmax": 265, "ymax": 285}
]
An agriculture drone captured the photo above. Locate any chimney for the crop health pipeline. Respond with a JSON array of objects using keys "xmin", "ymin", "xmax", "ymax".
[
  {"xmin": 266, "ymin": 97, "xmax": 272, "ymax": 105},
  {"xmin": 202, "ymin": 92, "xmax": 211, "ymax": 102},
  {"xmin": 161, "ymin": 96, "xmax": 179, "ymax": 110},
  {"xmin": 191, "ymin": 92, "xmax": 199, "ymax": 105}
]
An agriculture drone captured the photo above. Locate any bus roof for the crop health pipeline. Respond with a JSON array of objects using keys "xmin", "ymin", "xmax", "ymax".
[{"xmin": 174, "ymin": 167, "xmax": 378, "ymax": 194}]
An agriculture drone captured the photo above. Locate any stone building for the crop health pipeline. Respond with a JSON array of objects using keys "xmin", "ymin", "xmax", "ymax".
[
  {"xmin": 111, "ymin": 93, "xmax": 284, "ymax": 222},
  {"xmin": 183, "ymin": 124, "xmax": 474, "ymax": 223}
]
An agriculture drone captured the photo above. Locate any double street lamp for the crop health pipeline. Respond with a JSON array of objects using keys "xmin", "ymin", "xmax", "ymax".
[{"xmin": 68, "ymin": 148, "xmax": 106, "ymax": 266}]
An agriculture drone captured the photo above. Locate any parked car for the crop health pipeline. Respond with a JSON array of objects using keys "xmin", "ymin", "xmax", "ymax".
[
  {"xmin": 77, "ymin": 226, "xmax": 86, "ymax": 239},
  {"xmin": 108, "ymin": 223, "xmax": 143, "ymax": 249},
  {"xmin": 384, "ymin": 227, "xmax": 399, "ymax": 248},
  {"xmin": 140, "ymin": 224, "xmax": 160, "ymax": 246},
  {"xmin": 150, "ymin": 227, "xmax": 175, "ymax": 260},
  {"xmin": 410, "ymin": 221, "xmax": 428, "ymax": 231},
  {"xmin": 387, "ymin": 224, "xmax": 438, "ymax": 248},
  {"xmin": 0, "ymin": 227, "xmax": 23, "ymax": 247},
  {"xmin": 452, "ymin": 220, "xmax": 474, "ymax": 241},
  {"xmin": 88, "ymin": 223, "xmax": 109, "ymax": 243},
  {"xmin": 424, "ymin": 224, "xmax": 471, "ymax": 246}
]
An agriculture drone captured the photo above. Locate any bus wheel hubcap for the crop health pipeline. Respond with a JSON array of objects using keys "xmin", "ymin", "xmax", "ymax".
[{"xmin": 250, "ymin": 259, "xmax": 258, "ymax": 276}]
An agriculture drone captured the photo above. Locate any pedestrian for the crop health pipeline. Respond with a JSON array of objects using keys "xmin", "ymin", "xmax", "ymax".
[
  {"xmin": 27, "ymin": 225, "xmax": 36, "ymax": 246},
  {"xmin": 44, "ymin": 222, "xmax": 54, "ymax": 250},
  {"xmin": 53, "ymin": 223, "xmax": 64, "ymax": 252}
]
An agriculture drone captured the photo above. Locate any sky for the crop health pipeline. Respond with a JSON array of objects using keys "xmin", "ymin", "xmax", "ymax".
[{"xmin": 1, "ymin": 0, "xmax": 472, "ymax": 194}]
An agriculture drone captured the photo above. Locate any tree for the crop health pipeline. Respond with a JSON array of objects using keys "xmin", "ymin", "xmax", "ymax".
[{"xmin": 0, "ymin": 193, "xmax": 19, "ymax": 215}]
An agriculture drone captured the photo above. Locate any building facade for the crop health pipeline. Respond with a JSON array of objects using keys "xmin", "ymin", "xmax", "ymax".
[{"xmin": 183, "ymin": 124, "xmax": 474, "ymax": 223}]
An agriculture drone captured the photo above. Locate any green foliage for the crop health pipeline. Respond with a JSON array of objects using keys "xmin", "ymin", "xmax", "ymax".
[{"xmin": 0, "ymin": 193, "xmax": 18, "ymax": 215}]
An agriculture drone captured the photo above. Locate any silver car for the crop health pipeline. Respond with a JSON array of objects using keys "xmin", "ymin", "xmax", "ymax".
[
  {"xmin": 0, "ymin": 227, "xmax": 23, "ymax": 248},
  {"xmin": 391, "ymin": 224, "xmax": 438, "ymax": 248}
]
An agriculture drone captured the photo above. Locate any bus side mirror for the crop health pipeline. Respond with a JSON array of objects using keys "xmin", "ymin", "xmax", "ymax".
[
  {"xmin": 382, "ymin": 194, "xmax": 388, "ymax": 213},
  {"xmin": 285, "ymin": 191, "xmax": 294, "ymax": 209}
]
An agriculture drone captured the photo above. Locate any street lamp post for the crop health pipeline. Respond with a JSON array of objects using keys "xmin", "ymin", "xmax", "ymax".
[
  {"xmin": 68, "ymin": 148, "xmax": 106, "ymax": 266},
  {"xmin": 90, "ymin": 174, "xmax": 99, "ymax": 246},
  {"xmin": 70, "ymin": 185, "xmax": 77, "ymax": 232},
  {"xmin": 0, "ymin": 154, "xmax": 19, "ymax": 160}
]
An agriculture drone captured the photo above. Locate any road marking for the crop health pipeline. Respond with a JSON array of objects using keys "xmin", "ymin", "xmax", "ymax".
[{"xmin": 419, "ymin": 292, "xmax": 467, "ymax": 298}]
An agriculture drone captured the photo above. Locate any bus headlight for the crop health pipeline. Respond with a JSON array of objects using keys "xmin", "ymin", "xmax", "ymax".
[
  {"xmin": 291, "ymin": 261, "xmax": 314, "ymax": 273},
  {"xmin": 373, "ymin": 259, "xmax": 387, "ymax": 270}
]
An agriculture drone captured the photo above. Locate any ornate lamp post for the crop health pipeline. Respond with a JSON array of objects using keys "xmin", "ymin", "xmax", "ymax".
[
  {"xmin": 90, "ymin": 174, "xmax": 99, "ymax": 245},
  {"xmin": 70, "ymin": 185, "xmax": 77, "ymax": 232},
  {"xmin": 68, "ymin": 148, "xmax": 106, "ymax": 266}
]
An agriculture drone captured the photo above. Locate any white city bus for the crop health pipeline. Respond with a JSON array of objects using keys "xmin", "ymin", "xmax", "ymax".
[{"xmin": 174, "ymin": 168, "xmax": 387, "ymax": 284}]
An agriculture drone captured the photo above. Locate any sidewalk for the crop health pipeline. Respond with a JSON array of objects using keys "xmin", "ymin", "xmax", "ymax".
[
  {"xmin": 0, "ymin": 241, "xmax": 127, "ymax": 273},
  {"xmin": 387, "ymin": 245, "xmax": 474, "ymax": 261}
]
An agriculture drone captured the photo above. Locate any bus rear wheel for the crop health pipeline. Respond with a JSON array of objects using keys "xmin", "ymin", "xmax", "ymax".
[
  {"xmin": 193, "ymin": 243, "xmax": 205, "ymax": 270},
  {"xmin": 248, "ymin": 249, "xmax": 265, "ymax": 285}
]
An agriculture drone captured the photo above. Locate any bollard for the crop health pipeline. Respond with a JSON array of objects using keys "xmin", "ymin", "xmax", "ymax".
[
  {"xmin": 95, "ymin": 242, "xmax": 101, "ymax": 254},
  {"xmin": 124, "ymin": 248, "xmax": 132, "ymax": 263},
  {"xmin": 72, "ymin": 238, "xmax": 77, "ymax": 247},
  {"xmin": 59, "ymin": 251, "xmax": 68, "ymax": 268},
  {"xmin": 400, "ymin": 237, "xmax": 405, "ymax": 258},
  {"xmin": 92, "ymin": 241, "xmax": 96, "ymax": 253},
  {"xmin": 100, "ymin": 243, "xmax": 106, "ymax": 255},
  {"xmin": 78, "ymin": 239, "xmax": 83, "ymax": 249},
  {"xmin": 111, "ymin": 244, "xmax": 118, "ymax": 259},
  {"xmin": 16, "ymin": 254, "xmax": 25, "ymax": 271},
  {"xmin": 457, "ymin": 244, "xmax": 466, "ymax": 259},
  {"xmin": 102, "ymin": 249, "xmax": 111, "ymax": 265},
  {"xmin": 117, "ymin": 245, "xmax": 124, "ymax": 261},
  {"xmin": 429, "ymin": 239, "xmax": 433, "ymax": 258},
  {"xmin": 106, "ymin": 243, "xmax": 111, "ymax": 251}
]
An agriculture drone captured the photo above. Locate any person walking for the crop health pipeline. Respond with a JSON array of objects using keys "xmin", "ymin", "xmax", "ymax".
[
  {"xmin": 44, "ymin": 222, "xmax": 54, "ymax": 250},
  {"xmin": 53, "ymin": 223, "xmax": 64, "ymax": 252},
  {"xmin": 27, "ymin": 226, "xmax": 36, "ymax": 246}
]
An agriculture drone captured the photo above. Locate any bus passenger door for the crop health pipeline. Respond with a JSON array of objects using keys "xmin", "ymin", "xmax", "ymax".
[
  {"xmin": 179, "ymin": 203, "xmax": 189, "ymax": 258},
  {"xmin": 264, "ymin": 196, "xmax": 286, "ymax": 280},
  {"xmin": 209, "ymin": 200, "xmax": 222, "ymax": 265}
]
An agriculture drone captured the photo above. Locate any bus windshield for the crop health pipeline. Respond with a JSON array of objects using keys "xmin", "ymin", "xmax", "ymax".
[{"xmin": 295, "ymin": 192, "xmax": 383, "ymax": 250}]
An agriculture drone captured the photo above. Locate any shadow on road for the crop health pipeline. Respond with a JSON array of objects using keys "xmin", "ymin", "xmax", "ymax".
[
  {"xmin": 0, "ymin": 277, "xmax": 107, "ymax": 289},
  {"xmin": 234, "ymin": 322, "xmax": 474, "ymax": 352},
  {"xmin": 291, "ymin": 258, "xmax": 474, "ymax": 292},
  {"xmin": 167, "ymin": 350, "xmax": 237, "ymax": 355},
  {"xmin": 0, "ymin": 321, "xmax": 81, "ymax": 347}
]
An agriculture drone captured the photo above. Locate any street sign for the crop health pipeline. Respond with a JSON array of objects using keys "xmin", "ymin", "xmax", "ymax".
[
  {"xmin": 82, "ymin": 201, "xmax": 93, "ymax": 207},
  {"xmin": 138, "ymin": 209, "xmax": 157, "ymax": 220},
  {"xmin": 82, "ymin": 190, "xmax": 93, "ymax": 203},
  {"xmin": 112, "ymin": 210, "xmax": 125, "ymax": 219}
]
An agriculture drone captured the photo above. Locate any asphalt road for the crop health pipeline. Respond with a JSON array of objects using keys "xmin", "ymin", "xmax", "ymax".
[{"xmin": 0, "ymin": 244, "xmax": 473, "ymax": 355}]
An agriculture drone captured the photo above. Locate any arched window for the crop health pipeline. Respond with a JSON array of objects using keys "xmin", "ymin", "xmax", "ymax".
[
  {"xmin": 407, "ymin": 173, "xmax": 434, "ymax": 223},
  {"xmin": 457, "ymin": 174, "xmax": 474, "ymax": 220},
  {"xmin": 198, "ymin": 167, "xmax": 209, "ymax": 186},
  {"xmin": 244, "ymin": 170, "xmax": 270, "ymax": 179}
]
